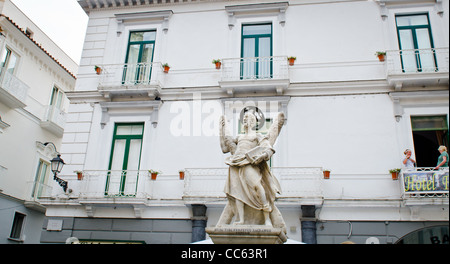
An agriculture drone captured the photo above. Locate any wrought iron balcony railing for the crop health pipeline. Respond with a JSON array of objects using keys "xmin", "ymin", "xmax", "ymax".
[
  {"xmin": 221, "ymin": 56, "xmax": 289, "ymax": 82},
  {"xmin": 399, "ymin": 167, "xmax": 449, "ymax": 199},
  {"xmin": 386, "ymin": 48, "xmax": 449, "ymax": 75},
  {"xmin": 0, "ymin": 68, "xmax": 29, "ymax": 108},
  {"xmin": 98, "ymin": 62, "xmax": 164, "ymax": 88}
]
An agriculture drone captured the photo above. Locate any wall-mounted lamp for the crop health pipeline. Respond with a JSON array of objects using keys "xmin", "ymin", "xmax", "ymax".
[{"xmin": 50, "ymin": 154, "xmax": 67, "ymax": 192}]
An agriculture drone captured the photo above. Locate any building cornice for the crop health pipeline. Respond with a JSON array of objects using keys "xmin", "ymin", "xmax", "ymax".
[{"xmin": 0, "ymin": 15, "xmax": 76, "ymax": 79}]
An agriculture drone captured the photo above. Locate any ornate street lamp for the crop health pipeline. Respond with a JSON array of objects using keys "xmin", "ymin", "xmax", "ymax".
[{"xmin": 50, "ymin": 154, "xmax": 68, "ymax": 192}]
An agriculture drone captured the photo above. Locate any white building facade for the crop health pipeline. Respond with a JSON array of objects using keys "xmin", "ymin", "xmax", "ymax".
[
  {"xmin": 0, "ymin": 0, "xmax": 77, "ymax": 244},
  {"xmin": 39, "ymin": 0, "xmax": 448, "ymax": 244}
]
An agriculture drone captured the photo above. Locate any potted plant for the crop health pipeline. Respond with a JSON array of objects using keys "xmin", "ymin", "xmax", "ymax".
[
  {"xmin": 74, "ymin": 170, "xmax": 83, "ymax": 180},
  {"xmin": 94, "ymin": 65, "xmax": 102, "ymax": 75},
  {"xmin": 375, "ymin": 51, "xmax": 386, "ymax": 62},
  {"xmin": 212, "ymin": 59, "xmax": 221, "ymax": 69},
  {"xmin": 287, "ymin": 56, "xmax": 296, "ymax": 66},
  {"xmin": 149, "ymin": 169, "xmax": 161, "ymax": 180},
  {"xmin": 162, "ymin": 63, "xmax": 170, "ymax": 73},
  {"xmin": 179, "ymin": 170, "xmax": 185, "ymax": 180},
  {"xmin": 389, "ymin": 168, "xmax": 401, "ymax": 180},
  {"xmin": 323, "ymin": 169, "xmax": 331, "ymax": 179}
]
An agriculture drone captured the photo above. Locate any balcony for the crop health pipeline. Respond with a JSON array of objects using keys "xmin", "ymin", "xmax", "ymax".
[
  {"xmin": 40, "ymin": 105, "xmax": 67, "ymax": 137},
  {"xmin": 0, "ymin": 68, "xmax": 29, "ymax": 108},
  {"xmin": 386, "ymin": 48, "xmax": 449, "ymax": 89},
  {"xmin": 399, "ymin": 167, "xmax": 449, "ymax": 206},
  {"xmin": 183, "ymin": 167, "xmax": 324, "ymax": 206},
  {"xmin": 24, "ymin": 181, "xmax": 53, "ymax": 213},
  {"xmin": 97, "ymin": 62, "xmax": 164, "ymax": 99},
  {"xmin": 219, "ymin": 56, "xmax": 290, "ymax": 95}
]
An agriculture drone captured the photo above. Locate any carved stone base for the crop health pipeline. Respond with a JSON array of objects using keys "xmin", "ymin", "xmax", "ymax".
[{"xmin": 206, "ymin": 225, "xmax": 287, "ymax": 244}]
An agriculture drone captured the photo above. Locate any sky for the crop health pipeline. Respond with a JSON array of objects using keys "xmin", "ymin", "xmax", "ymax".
[{"xmin": 10, "ymin": 0, "xmax": 88, "ymax": 64}]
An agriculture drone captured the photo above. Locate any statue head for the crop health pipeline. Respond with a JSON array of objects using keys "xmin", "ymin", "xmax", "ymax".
[{"xmin": 243, "ymin": 112, "xmax": 257, "ymax": 130}]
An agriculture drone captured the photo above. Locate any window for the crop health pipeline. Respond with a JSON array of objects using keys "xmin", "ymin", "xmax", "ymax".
[
  {"xmin": 106, "ymin": 123, "xmax": 144, "ymax": 196},
  {"xmin": 32, "ymin": 160, "xmax": 49, "ymax": 199},
  {"xmin": 411, "ymin": 115, "xmax": 448, "ymax": 167},
  {"xmin": 50, "ymin": 86, "xmax": 64, "ymax": 110},
  {"xmin": 395, "ymin": 14, "xmax": 437, "ymax": 72},
  {"xmin": 9, "ymin": 212, "xmax": 26, "ymax": 241},
  {"xmin": 123, "ymin": 31, "xmax": 156, "ymax": 84},
  {"xmin": 1, "ymin": 47, "xmax": 19, "ymax": 75},
  {"xmin": 241, "ymin": 24, "xmax": 273, "ymax": 79}
]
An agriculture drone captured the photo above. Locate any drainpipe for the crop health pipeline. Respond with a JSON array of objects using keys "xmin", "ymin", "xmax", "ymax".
[
  {"xmin": 301, "ymin": 205, "xmax": 317, "ymax": 244},
  {"xmin": 191, "ymin": 204, "xmax": 207, "ymax": 243}
]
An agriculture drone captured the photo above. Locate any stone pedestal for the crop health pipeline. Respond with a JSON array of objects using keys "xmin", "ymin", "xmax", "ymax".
[{"xmin": 206, "ymin": 225, "xmax": 287, "ymax": 244}]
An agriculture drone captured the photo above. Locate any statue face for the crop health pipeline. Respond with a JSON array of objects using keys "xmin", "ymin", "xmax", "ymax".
[{"xmin": 243, "ymin": 113, "xmax": 257, "ymax": 130}]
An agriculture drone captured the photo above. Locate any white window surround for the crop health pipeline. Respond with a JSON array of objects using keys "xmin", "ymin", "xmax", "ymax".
[
  {"xmin": 115, "ymin": 10, "xmax": 173, "ymax": 36},
  {"xmin": 225, "ymin": 2, "xmax": 289, "ymax": 29},
  {"xmin": 221, "ymin": 96, "xmax": 290, "ymax": 134},
  {"xmin": 99, "ymin": 100, "xmax": 162, "ymax": 128},
  {"xmin": 377, "ymin": 0, "xmax": 444, "ymax": 20}
]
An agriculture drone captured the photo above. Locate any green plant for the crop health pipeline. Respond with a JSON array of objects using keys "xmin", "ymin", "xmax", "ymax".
[
  {"xmin": 287, "ymin": 56, "xmax": 296, "ymax": 60},
  {"xmin": 212, "ymin": 59, "xmax": 221, "ymax": 64},
  {"xmin": 375, "ymin": 51, "xmax": 386, "ymax": 56},
  {"xmin": 389, "ymin": 168, "xmax": 401, "ymax": 173},
  {"xmin": 162, "ymin": 63, "xmax": 170, "ymax": 68},
  {"xmin": 149, "ymin": 169, "xmax": 161, "ymax": 175}
]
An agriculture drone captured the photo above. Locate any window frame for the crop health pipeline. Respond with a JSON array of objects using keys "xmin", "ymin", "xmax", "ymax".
[
  {"xmin": 395, "ymin": 13, "xmax": 438, "ymax": 72},
  {"xmin": 9, "ymin": 212, "xmax": 26, "ymax": 241},
  {"xmin": 1, "ymin": 46, "xmax": 19, "ymax": 75},
  {"xmin": 31, "ymin": 159, "xmax": 50, "ymax": 199},
  {"xmin": 240, "ymin": 23, "xmax": 273, "ymax": 79},
  {"xmin": 105, "ymin": 122, "xmax": 145, "ymax": 196},
  {"xmin": 123, "ymin": 30, "xmax": 157, "ymax": 84}
]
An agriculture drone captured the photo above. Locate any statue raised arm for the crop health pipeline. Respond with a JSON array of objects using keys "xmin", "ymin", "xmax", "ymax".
[
  {"xmin": 219, "ymin": 115, "xmax": 237, "ymax": 154},
  {"xmin": 266, "ymin": 112, "xmax": 285, "ymax": 146}
]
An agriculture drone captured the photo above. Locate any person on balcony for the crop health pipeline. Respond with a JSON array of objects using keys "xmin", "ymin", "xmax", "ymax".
[
  {"xmin": 402, "ymin": 149, "xmax": 416, "ymax": 168},
  {"xmin": 435, "ymin": 146, "xmax": 448, "ymax": 170}
]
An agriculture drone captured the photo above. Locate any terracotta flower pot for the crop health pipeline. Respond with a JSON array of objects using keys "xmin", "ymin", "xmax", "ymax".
[
  {"xmin": 288, "ymin": 58, "xmax": 296, "ymax": 66},
  {"xmin": 215, "ymin": 62, "xmax": 222, "ymax": 69},
  {"xmin": 179, "ymin": 171, "xmax": 185, "ymax": 180},
  {"xmin": 95, "ymin": 67, "xmax": 102, "ymax": 75},
  {"xmin": 151, "ymin": 173, "xmax": 158, "ymax": 180},
  {"xmin": 77, "ymin": 172, "xmax": 83, "ymax": 181},
  {"xmin": 163, "ymin": 66, "xmax": 170, "ymax": 73},
  {"xmin": 377, "ymin": 54, "xmax": 386, "ymax": 62},
  {"xmin": 323, "ymin": 171, "xmax": 330, "ymax": 179},
  {"xmin": 391, "ymin": 172, "xmax": 399, "ymax": 180}
]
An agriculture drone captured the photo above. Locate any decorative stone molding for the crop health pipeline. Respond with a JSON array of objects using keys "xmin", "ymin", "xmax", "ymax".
[
  {"xmin": 99, "ymin": 100, "xmax": 162, "ymax": 128},
  {"xmin": 225, "ymin": 2, "xmax": 289, "ymax": 29},
  {"xmin": 115, "ymin": 10, "xmax": 173, "ymax": 35}
]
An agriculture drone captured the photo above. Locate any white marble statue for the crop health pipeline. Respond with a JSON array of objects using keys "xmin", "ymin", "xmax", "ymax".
[{"xmin": 217, "ymin": 110, "xmax": 287, "ymax": 232}]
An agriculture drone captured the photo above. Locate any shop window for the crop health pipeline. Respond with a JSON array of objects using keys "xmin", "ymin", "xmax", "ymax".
[{"xmin": 397, "ymin": 225, "xmax": 449, "ymax": 244}]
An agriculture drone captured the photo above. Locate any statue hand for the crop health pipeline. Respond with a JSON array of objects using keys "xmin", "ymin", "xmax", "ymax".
[{"xmin": 251, "ymin": 153, "xmax": 268, "ymax": 165}]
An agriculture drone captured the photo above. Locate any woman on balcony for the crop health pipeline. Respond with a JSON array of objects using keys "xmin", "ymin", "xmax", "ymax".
[
  {"xmin": 402, "ymin": 149, "xmax": 416, "ymax": 168},
  {"xmin": 435, "ymin": 146, "xmax": 448, "ymax": 170}
]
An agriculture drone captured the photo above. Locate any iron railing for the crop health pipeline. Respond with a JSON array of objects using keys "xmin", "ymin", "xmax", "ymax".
[
  {"xmin": 386, "ymin": 48, "xmax": 449, "ymax": 75},
  {"xmin": 221, "ymin": 56, "xmax": 289, "ymax": 81}
]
